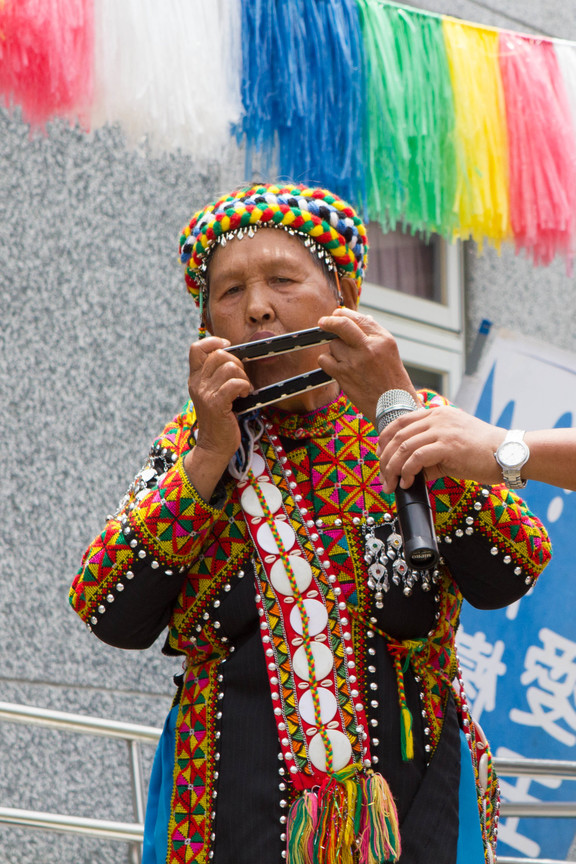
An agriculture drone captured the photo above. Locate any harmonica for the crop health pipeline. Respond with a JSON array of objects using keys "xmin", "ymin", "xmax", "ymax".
[
  {"xmin": 226, "ymin": 326, "xmax": 337, "ymax": 362},
  {"xmin": 233, "ymin": 368, "xmax": 334, "ymax": 415},
  {"xmin": 228, "ymin": 327, "xmax": 338, "ymax": 415}
]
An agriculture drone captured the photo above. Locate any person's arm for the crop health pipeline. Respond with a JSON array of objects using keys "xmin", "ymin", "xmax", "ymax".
[
  {"xmin": 523, "ymin": 428, "xmax": 576, "ymax": 488},
  {"xmin": 380, "ymin": 394, "xmax": 552, "ymax": 610},
  {"xmin": 69, "ymin": 405, "xmax": 232, "ymax": 649},
  {"xmin": 377, "ymin": 405, "xmax": 576, "ymax": 492},
  {"xmin": 316, "ymin": 315, "xmax": 551, "ymax": 607},
  {"xmin": 69, "ymin": 335, "xmax": 252, "ymax": 649}
]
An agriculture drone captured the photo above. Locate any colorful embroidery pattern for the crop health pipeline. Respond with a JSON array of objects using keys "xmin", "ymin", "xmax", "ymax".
[
  {"xmin": 69, "ymin": 392, "xmax": 552, "ymax": 864},
  {"xmin": 169, "ymin": 639, "xmax": 225, "ymax": 864},
  {"xmin": 244, "ymin": 429, "xmax": 368, "ymax": 783}
]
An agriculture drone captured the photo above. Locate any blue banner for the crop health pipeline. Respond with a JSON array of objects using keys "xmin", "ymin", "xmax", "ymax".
[{"xmin": 456, "ymin": 329, "xmax": 576, "ymax": 861}]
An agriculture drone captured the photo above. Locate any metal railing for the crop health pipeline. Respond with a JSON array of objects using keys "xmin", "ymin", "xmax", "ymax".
[
  {"xmin": 488, "ymin": 756, "xmax": 576, "ymax": 864},
  {"xmin": 0, "ymin": 701, "xmax": 161, "ymax": 864},
  {"xmin": 0, "ymin": 701, "xmax": 575, "ymax": 862}
]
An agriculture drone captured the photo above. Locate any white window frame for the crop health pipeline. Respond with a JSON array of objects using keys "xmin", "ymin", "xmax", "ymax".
[{"xmin": 359, "ymin": 239, "xmax": 465, "ymax": 400}]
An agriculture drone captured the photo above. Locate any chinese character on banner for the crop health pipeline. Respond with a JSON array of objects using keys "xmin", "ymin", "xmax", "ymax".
[
  {"xmin": 456, "ymin": 626, "xmax": 506, "ymax": 722},
  {"xmin": 511, "ymin": 628, "xmax": 576, "ymax": 747},
  {"xmin": 496, "ymin": 747, "xmax": 563, "ymax": 859},
  {"xmin": 456, "ymin": 327, "xmax": 576, "ymax": 861}
]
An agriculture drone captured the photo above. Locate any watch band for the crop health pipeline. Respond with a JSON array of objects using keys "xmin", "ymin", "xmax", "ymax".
[{"xmin": 495, "ymin": 429, "xmax": 529, "ymax": 489}]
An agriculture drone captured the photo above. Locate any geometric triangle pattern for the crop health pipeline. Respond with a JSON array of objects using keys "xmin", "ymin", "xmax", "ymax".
[
  {"xmin": 167, "ymin": 649, "xmax": 221, "ymax": 864},
  {"xmin": 431, "ymin": 474, "xmax": 552, "ymax": 576},
  {"xmin": 70, "ymin": 390, "xmax": 552, "ymax": 863}
]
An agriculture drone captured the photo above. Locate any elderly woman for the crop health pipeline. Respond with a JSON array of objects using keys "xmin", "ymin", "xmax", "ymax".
[{"xmin": 70, "ymin": 183, "xmax": 551, "ymax": 864}]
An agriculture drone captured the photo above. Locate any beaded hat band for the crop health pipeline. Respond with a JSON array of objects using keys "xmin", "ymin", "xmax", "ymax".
[{"xmin": 179, "ymin": 183, "xmax": 369, "ymax": 307}]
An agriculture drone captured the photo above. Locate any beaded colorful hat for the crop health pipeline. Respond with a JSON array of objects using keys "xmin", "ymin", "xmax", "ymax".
[{"xmin": 179, "ymin": 183, "xmax": 368, "ymax": 307}]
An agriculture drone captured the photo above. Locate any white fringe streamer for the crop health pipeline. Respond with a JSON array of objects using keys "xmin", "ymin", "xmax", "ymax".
[
  {"xmin": 555, "ymin": 43, "xmax": 576, "ymax": 141},
  {"xmin": 90, "ymin": 0, "xmax": 242, "ymax": 158}
]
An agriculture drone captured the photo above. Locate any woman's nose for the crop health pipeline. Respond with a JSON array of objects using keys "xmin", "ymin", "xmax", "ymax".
[{"xmin": 245, "ymin": 284, "xmax": 275, "ymax": 323}]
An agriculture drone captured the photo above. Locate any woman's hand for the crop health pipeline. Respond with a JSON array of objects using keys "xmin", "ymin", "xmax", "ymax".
[
  {"xmin": 184, "ymin": 336, "xmax": 252, "ymax": 500},
  {"xmin": 377, "ymin": 405, "xmax": 505, "ymax": 492},
  {"xmin": 317, "ymin": 308, "xmax": 418, "ymax": 425}
]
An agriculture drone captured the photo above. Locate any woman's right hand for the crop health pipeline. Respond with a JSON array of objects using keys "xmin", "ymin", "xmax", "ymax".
[{"xmin": 184, "ymin": 337, "xmax": 252, "ymax": 499}]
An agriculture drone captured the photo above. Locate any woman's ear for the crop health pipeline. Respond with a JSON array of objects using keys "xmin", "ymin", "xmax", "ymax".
[{"xmin": 340, "ymin": 276, "xmax": 359, "ymax": 310}]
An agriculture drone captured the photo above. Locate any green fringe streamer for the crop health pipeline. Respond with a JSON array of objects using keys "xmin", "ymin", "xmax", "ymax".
[{"xmin": 356, "ymin": 0, "xmax": 457, "ymax": 237}]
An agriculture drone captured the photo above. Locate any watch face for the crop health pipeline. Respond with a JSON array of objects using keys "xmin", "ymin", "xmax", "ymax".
[{"xmin": 499, "ymin": 440, "xmax": 528, "ymax": 468}]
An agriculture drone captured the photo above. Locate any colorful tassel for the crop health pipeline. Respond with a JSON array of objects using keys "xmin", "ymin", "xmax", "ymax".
[
  {"xmin": 287, "ymin": 791, "xmax": 318, "ymax": 864},
  {"xmin": 400, "ymin": 707, "xmax": 414, "ymax": 762},
  {"xmin": 365, "ymin": 772, "xmax": 402, "ymax": 863},
  {"xmin": 286, "ymin": 764, "xmax": 400, "ymax": 864},
  {"xmin": 387, "ymin": 639, "xmax": 427, "ymax": 762}
]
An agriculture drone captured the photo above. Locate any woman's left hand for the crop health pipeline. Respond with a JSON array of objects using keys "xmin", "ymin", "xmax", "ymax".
[{"xmin": 317, "ymin": 307, "xmax": 417, "ymax": 426}]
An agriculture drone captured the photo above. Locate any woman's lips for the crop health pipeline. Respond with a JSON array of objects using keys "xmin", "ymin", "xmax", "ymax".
[{"xmin": 249, "ymin": 330, "xmax": 279, "ymax": 343}]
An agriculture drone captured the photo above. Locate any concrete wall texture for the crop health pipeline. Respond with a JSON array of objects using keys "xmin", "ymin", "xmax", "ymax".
[{"xmin": 1, "ymin": 2, "xmax": 575, "ymax": 862}]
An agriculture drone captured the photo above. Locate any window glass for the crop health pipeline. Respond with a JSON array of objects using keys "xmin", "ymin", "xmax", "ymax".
[
  {"xmin": 365, "ymin": 222, "xmax": 443, "ymax": 304},
  {"xmin": 405, "ymin": 363, "xmax": 444, "ymax": 394}
]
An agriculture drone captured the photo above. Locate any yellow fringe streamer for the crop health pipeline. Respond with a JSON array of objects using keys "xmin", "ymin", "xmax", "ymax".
[{"xmin": 442, "ymin": 19, "xmax": 511, "ymax": 248}]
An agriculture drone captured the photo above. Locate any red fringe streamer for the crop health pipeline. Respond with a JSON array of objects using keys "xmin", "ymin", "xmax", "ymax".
[
  {"xmin": 0, "ymin": 0, "xmax": 93, "ymax": 127},
  {"xmin": 499, "ymin": 33, "xmax": 576, "ymax": 267}
]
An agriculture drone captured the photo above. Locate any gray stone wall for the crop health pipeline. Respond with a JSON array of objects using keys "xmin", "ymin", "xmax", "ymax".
[
  {"xmin": 0, "ymin": 108, "xmax": 244, "ymax": 862},
  {"xmin": 1, "ymin": 2, "xmax": 575, "ymax": 861}
]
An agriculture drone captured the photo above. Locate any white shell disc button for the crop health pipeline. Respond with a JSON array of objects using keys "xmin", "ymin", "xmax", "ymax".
[
  {"xmin": 270, "ymin": 556, "xmax": 313, "ymax": 596},
  {"xmin": 299, "ymin": 688, "xmax": 337, "ymax": 725},
  {"xmin": 289, "ymin": 600, "xmax": 328, "ymax": 637},
  {"xmin": 257, "ymin": 520, "xmax": 296, "ymax": 555},
  {"xmin": 249, "ymin": 453, "xmax": 265, "ymax": 477},
  {"xmin": 293, "ymin": 642, "xmax": 334, "ymax": 681},
  {"xmin": 308, "ymin": 729, "xmax": 352, "ymax": 773},
  {"xmin": 240, "ymin": 482, "xmax": 282, "ymax": 517}
]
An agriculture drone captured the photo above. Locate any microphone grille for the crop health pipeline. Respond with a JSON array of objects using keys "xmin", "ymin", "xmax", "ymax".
[{"xmin": 376, "ymin": 389, "xmax": 418, "ymax": 431}]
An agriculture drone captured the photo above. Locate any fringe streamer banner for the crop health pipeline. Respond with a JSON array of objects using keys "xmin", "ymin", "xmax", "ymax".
[
  {"xmin": 498, "ymin": 33, "xmax": 576, "ymax": 266},
  {"xmin": 1, "ymin": 0, "xmax": 576, "ymax": 266},
  {"xmin": 442, "ymin": 20, "xmax": 510, "ymax": 249},
  {"xmin": 355, "ymin": 0, "xmax": 457, "ymax": 236},
  {"xmin": 90, "ymin": 0, "xmax": 242, "ymax": 158},
  {"xmin": 236, "ymin": 0, "xmax": 365, "ymax": 209},
  {"xmin": 0, "ymin": 0, "xmax": 93, "ymax": 127}
]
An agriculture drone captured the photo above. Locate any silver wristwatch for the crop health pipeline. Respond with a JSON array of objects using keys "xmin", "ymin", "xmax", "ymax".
[{"xmin": 494, "ymin": 429, "xmax": 530, "ymax": 489}]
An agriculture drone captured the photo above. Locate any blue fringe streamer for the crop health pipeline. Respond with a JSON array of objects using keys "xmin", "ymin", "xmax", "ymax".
[{"xmin": 237, "ymin": 0, "xmax": 365, "ymax": 211}]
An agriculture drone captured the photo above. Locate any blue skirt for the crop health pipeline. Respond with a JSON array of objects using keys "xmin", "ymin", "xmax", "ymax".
[{"xmin": 142, "ymin": 707, "xmax": 485, "ymax": 864}]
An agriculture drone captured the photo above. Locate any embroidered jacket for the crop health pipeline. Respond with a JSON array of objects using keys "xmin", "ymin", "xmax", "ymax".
[{"xmin": 70, "ymin": 390, "xmax": 551, "ymax": 864}]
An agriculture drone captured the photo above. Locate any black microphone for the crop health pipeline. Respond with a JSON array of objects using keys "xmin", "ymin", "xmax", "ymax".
[{"xmin": 376, "ymin": 389, "xmax": 439, "ymax": 570}]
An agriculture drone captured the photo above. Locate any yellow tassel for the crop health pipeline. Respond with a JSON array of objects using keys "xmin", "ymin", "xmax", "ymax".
[{"xmin": 400, "ymin": 707, "xmax": 414, "ymax": 762}]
